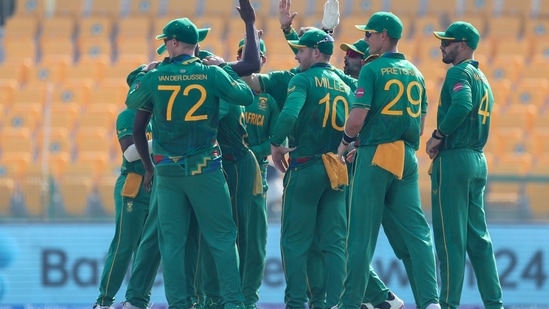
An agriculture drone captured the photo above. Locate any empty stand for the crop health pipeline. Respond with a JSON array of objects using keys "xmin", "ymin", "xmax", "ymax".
[
  {"xmin": 40, "ymin": 37, "xmax": 76, "ymax": 63},
  {"xmin": 0, "ymin": 81, "xmax": 17, "ymax": 112},
  {"xmin": 489, "ymin": 128, "xmax": 528, "ymax": 154},
  {"xmin": 0, "ymin": 127, "xmax": 35, "ymax": 158},
  {"xmin": 3, "ymin": 39, "xmax": 37, "ymax": 64},
  {"xmin": 40, "ymin": 15, "xmax": 77, "ymax": 39},
  {"xmin": 4, "ymin": 103, "xmax": 42, "ymax": 131},
  {"xmin": 3, "ymin": 14, "xmax": 39, "ymax": 41},
  {"xmin": 73, "ymin": 127, "xmax": 114, "ymax": 162},
  {"xmin": 116, "ymin": 37, "xmax": 151, "ymax": 61},
  {"xmin": 123, "ymin": 0, "xmax": 162, "ymax": 17},
  {"xmin": 491, "ymin": 103, "xmax": 537, "ymax": 132},
  {"xmin": 27, "ymin": 57, "xmax": 70, "ymax": 85},
  {"xmin": 496, "ymin": 0, "xmax": 534, "ymax": 17},
  {"xmin": 117, "ymin": 15, "xmax": 153, "ymax": 41},
  {"xmin": 44, "ymin": 0, "xmax": 85, "ymax": 18},
  {"xmin": 424, "ymin": 0, "xmax": 458, "ymax": 16},
  {"xmin": 486, "ymin": 153, "xmax": 533, "ymax": 211},
  {"xmin": 387, "ymin": 0, "xmax": 423, "ymax": 17},
  {"xmin": 483, "ymin": 54, "xmax": 524, "ymax": 82},
  {"xmin": 250, "ymin": 0, "xmax": 275, "ymax": 18},
  {"xmin": 0, "ymin": 178, "xmax": 15, "ymax": 215},
  {"xmin": 526, "ymin": 128, "xmax": 549, "ymax": 157},
  {"xmin": 509, "ymin": 78, "xmax": 549, "ymax": 109},
  {"xmin": 96, "ymin": 176, "xmax": 117, "ymax": 215},
  {"xmin": 78, "ymin": 16, "xmax": 115, "ymax": 40},
  {"xmin": 489, "ymin": 79, "xmax": 512, "ymax": 107},
  {"xmin": 163, "ymin": 0, "xmax": 199, "ymax": 18},
  {"xmin": 344, "ymin": 0, "xmax": 387, "ymax": 16},
  {"xmin": 523, "ymin": 18, "xmax": 549, "ymax": 41},
  {"xmin": 77, "ymin": 37, "xmax": 114, "ymax": 61},
  {"xmin": 456, "ymin": 0, "xmax": 495, "ymax": 17},
  {"xmin": 485, "ymin": 15, "xmax": 523, "ymax": 39},
  {"xmin": 522, "ymin": 55, "xmax": 549, "ymax": 79},
  {"xmin": 58, "ymin": 177, "xmax": 93, "ymax": 216},
  {"xmin": 0, "ymin": 60, "xmax": 29, "ymax": 87},
  {"xmin": 493, "ymin": 37, "xmax": 531, "ymax": 58},
  {"xmin": 13, "ymin": 0, "xmax": 46, "ymax": 17},
  {"xmin": 18, "ymin": 175, "xmax": 47, "ymax": 217},
  {"xmin": 412, "ymin": 14, "xmax": 444, "ymax": 40},
  {"xmin": 85, "ymin": 0, "xmax": 123, "ymax": 17}
]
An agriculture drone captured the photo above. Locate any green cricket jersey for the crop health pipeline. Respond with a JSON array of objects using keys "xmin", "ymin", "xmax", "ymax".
[
  {"xmin": 353, "ymin": 53, "xmax": 427, "ymax": 150},
  {"xmin": 116, "ymin": 108, "xmax": 153, "ymax": 176},
  {"xmin": 218, "ymin": 99, "xmax": 249, "ymax": 159},
  {"xmin": 125, "ymin": 54, "xmax": 254, "ymax": 167},
  {"xmin": 244, "ymin": 92, "xmax": 280, "ymax": 160},
  {"xmin": 271, "ymin": 63, "xmax": 352, "ymax": 158},
  {"xmin": 437, "ymin": 59, "xmax": 493, "ymax": 152}
]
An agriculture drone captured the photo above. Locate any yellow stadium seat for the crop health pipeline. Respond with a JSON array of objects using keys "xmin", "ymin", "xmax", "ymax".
[
  {"xmin": 0, "ymin": 60, "xmax": 28, "ymax": 86},
  {"xmin": 0, "ymin": 178, "xmax": 15, "ymax": 215},
  {"xmin": 45, "ymin": 0, "xmax": 85, "ymax": 17},
  {"xmin": 424, "ymin": 0, "xmax": 457, "ymax": 16},
  {"xmin": 63, "ymin": 56, "xmax": 109, "ymax": 85},
  {"xmin": 4, "ymin": 104, "xmax": 42, "ymax": 131},
  {"xmin": 124, "ymin": 0, "xmax": 162, "ymax": 17},
  {"xmin": 163, "ymin": 0, "xmax": 199, "ymax": 17},
  {"xmin": 524, "ymin": 155, "xmax": 549, "ymax": 219},
  {"xmin": 192, "ymin": 16, "xmax": 227, "ymax": 38},
  {"xmin": 485, "ymin": 15, "xmax": 523, "ymax": 39},
  {"xmin": 13, "ymin": 0, "xmax": 46, "ymax": 17},
  {"xmin": 486, "ymin": 153, "xmax": 533, "ymax": 209},
  {"xmin": 397, "ymin": 39, "xmax": 418, "ymax": 61},
  {"xmin": 345, "ymin": 0, "xmax": 386, "ymax": 16},
  {"xmin": 490, "ymin": 127, "xmax": 527, "ymax": 154},
  {"xmin": 27, "ymin": 57, "xmax": 70, "ymax": 85},
  {"xmin": 0, "ymin": 127, "xmax": 35, "ymax": 162},
  {"xmin": 251, "ymin": 0, "xmax": 274, "ymax": 18},
  {"xmin": 200, "ymin": 40, "xmax": 229, "ymax": 60},
  {"xmin": 0, "ymin": 154, "xmax": 32, "ymax": 181},
  {"xmin": 86, "ymin": 0, "xmax": 123, "ymax": 17},
  {"xmin": 523, "ymin": 18, "xmax": 549, "ymax": 41},
  {"xmin": 58, "ymin": 177, "xmax": 93, "ymax": 216},
  {"xmin": 40, "ymin": 15, "xmax": 77, "ymax": 39},
  {"xmin": 74, "ymin": 128, "xmax": 113, "ymax": 161},
  {"xmin": 497, "ymin": 0, "xmax": 533, "ymax": 18},
  {"xmin": 3, "ymin": 39, "xmax": 37, "ymax": 63},
  {"xmin": 18, "ymin": 175, "xmax": 47, "ymax": 217},
  {"xmin": 77, "ymin": 37, "xmax": 114, "ymax": 61},
  {"xmin": 526, "ymin": 128, "xmax": 549, "ymax": 157},
  {"xmin": 416, "ymin": 41, "xmax": 442, "ymax": 66},
  {"xmin": 201, "ymin": 0, "xmax": 241, "ymax": 17},
  {"xmin": 529, "ymin": 38, "xmax": 549, "ymax": 59},
  {"xmin": 522, "ymin": 55, "xmax": 549, "ymax": 79},
  {"xmin": 89, "ymin": 81, "xmax": 127, "ymax": 105},
  {"xmin": 96, "ymin": 175, "xmax": 118, "ymax": 215},
  {"xmin": 77, "ymin": 104, "xmax": 118, "ymax": 130},
  {"xmin": 534, "ymin": 0, "xmax": 549, "ymax": 17},
  {"xmin": 36, "ymin": 127, "xmax": 72, "ymax": 157},
  {"xmin": 4, "ymin": 14, "xmax": 39, "ymax": 40},
  {"xmin": 40, "ymin": 37, "xmax": 76, "ymax": 62},
  {"xmin": 492, "ymin": 103, "xmax": 537, "ymax": 132},
  {"xmin": 534, "ymin": 109, "xmax": 549, "ymax": 129},
  {"xmin": 412, "ymin": 14, "xmax": 444, "ymax": 40},
  {"xmin": 117, "ymin": 15, "xmax": 152, "ymax": 40},
  {"xmin": 0, "ymin": 81, "xmax": 17, "ymax": 113},
  {"xmin": 78, "ymin": 16, "xmax": 115, "ymax": 40},
  {"xmin": 509, "ymin": 78, "xmax": 549, "ymax": 109},
  {"xmin": 50, "ymin": 81, "xmax": 92, "ymax": 108},
  {"xmin": 484, "ymin": 54, "xmax": 524, "ymax": 82},
  {"xmin": 116, "ymin": 37, "xmax": 151, "ymax": 61},
  {"xmin": 387, "ymin": 0, "xmax": 422, "ymax": 17},
  {"xmin": 490, "ymin": 78, "xmax": 512, "ymax": 107},
  {"xmin": 493, "ymin": 37, "xmax": 531, "ymax": 58}
]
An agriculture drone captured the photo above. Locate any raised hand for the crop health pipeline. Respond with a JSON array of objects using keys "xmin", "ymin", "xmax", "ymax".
[
  {"xmin": 279, "ymin": 0, "xmax": 298, "ymax": 29},
  {"xmin": 322, "ymin": 0, "xmax": 340, "ymax": 30},
  {"xmin": 236, "ymin": 0, "xmax": 256, "ymax": 24}
]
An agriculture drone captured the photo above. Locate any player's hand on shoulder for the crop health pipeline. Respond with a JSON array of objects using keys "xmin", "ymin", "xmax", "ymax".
[
  {"xmin": 236, "ymin": 0, "xmax": 256, "ymax": 24},
  {"xmin": 202, "ymin": 55, "xmax": 226, "ymax": 66},
  {"xmin": 142, "ymin": 61, "xmax": 161, "ymax": 72}
]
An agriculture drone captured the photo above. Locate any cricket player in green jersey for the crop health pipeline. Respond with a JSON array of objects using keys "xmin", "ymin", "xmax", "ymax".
[
  {"xmin": 336, "ymin": 12, "xmax": 440, "ymax": 309},
  {"xmin": 93, "ymin": 67, "xmax": 153, "ymax": 309},
  {"xmin": 428, "ymin": 22, "xmax": 503, "ymax": 309},
  {"xmin": 126, "ymin": 13, "xmax": 259, "ymax": 309},
  {"xmin": 269, "ymin": 28, "xmax": 349, "ymax": 309}
]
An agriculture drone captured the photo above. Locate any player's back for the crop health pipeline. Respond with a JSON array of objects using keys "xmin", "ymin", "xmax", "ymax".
[
  {"xmin": 358, "ymin": 54, "xmax": 426, "ymax": 149},
  {"xmin": 290, "ymin": 65, "xmax": 352, "ymax": 157}
]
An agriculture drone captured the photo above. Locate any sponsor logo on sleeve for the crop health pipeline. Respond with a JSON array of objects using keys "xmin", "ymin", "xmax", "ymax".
[
  {"xmin": 355, "ymin": 87, "xmax": 364, "ymax": 98},
  {"xmin": 453, "ymin": 82, "xmax": 463, "ymax": 92}
]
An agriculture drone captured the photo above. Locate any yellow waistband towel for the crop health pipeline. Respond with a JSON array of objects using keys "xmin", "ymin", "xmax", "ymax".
[
  {"xmin": 321, "ymin": 152, "xmax": 349, "ymax": 190},
  {"xmin": 253, "ymin": 157, "xmax": 264, "ymax": 196},
  {"xmin": 371, "ymin": 140, "xmax": 405, "ymax": 180}
]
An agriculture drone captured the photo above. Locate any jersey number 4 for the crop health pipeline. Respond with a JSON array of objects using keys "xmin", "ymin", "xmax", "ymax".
[{"xmin": 158, "ymin": 84, "xmax": 207, "ymax": 121}]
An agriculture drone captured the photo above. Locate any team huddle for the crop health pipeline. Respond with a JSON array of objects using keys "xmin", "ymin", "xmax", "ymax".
[{"xmin": 92, "ymin": 1, "xmax": 505, "ymax": 309}]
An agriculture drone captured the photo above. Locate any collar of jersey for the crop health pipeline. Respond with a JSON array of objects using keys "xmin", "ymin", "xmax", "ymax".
[
  {"xmin": 169, "ymin": 53, "xmax": 200, "ymax": 64},
  {"xmin": 379, "ymin": 52, "xmax": 405, "ymax": 60}
]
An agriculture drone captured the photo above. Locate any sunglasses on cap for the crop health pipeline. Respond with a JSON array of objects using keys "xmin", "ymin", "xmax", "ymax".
[
  {"xmin": 345, "ymin": 49, "xmax": 363, "ymax": 59},
  {"xmin": 365, "ymin": 31, "xmax": 378, "ymax": 38},
  {"xmin": 441, "ymin": 39, "xmax": 466, "ymax": 47}
]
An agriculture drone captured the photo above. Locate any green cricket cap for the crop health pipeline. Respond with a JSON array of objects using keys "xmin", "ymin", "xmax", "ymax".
[
  {"xmin": 155, "ymin": 18, "xmax": 210, "ymax": 55},
  {"xmin": 237, "ymin": 38, "xmax": 267, "ymax": 55},
  {"xmin": 340, "ymin": 39, "xmax": 370, "ymax": 59},
  {"xmin": 287, "ymin": 28, "xmax": 334, "ymax": 55},
  {"xmin": 355, "ymin": 11, "xmax": 403, "ymax": 39},
  {"xmin": 434, "ymin": 21, "xmax": 480, "ymax": 50}
]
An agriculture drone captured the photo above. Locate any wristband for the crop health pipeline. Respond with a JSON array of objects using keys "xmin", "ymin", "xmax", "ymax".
[
  {"xmin": 342, "ymin": 131, "xmax": 356, "ymax": 144},
  {"xmin": 341, "ymin": 139, "xmax": 350, "ymax": 146},
  {"xmin": 281, "ymin": 25, "xmax": 292, "ymax": 34},
  {"xmin": 431, "ymin": 129, "xmax": 444, "ymax": 140}
]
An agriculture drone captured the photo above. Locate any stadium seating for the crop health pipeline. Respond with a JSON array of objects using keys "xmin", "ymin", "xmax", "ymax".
[
  {"xmin": 0, "ymin": 178, "xmax": 15, "ymax": 215},
  {"xmin": 13, "ymin": 0, "xmax": 46, "ymax": 17}
]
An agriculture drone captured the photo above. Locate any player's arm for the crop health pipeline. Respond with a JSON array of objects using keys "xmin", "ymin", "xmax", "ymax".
[
  {"xmin": 125, "ymin": 62, "xmax": 158, "ymax": 109},
  {"xmin": 270, "ymin": 74, "xmax": 308, "ymax": 146},
  {"xmin": 437, "ymin": 68, "xmax": 473, "ymax": 136},
  {"xmin": 213, "ymin": 66, "xmax": 255, "ymax": 107},
  {"xmin": 133, "ymin": 109, "xmax": 154, "ymax": 191},
  {"xmin": 228, "ymin": 0, "xmax": 260, "ymax": 77}
]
